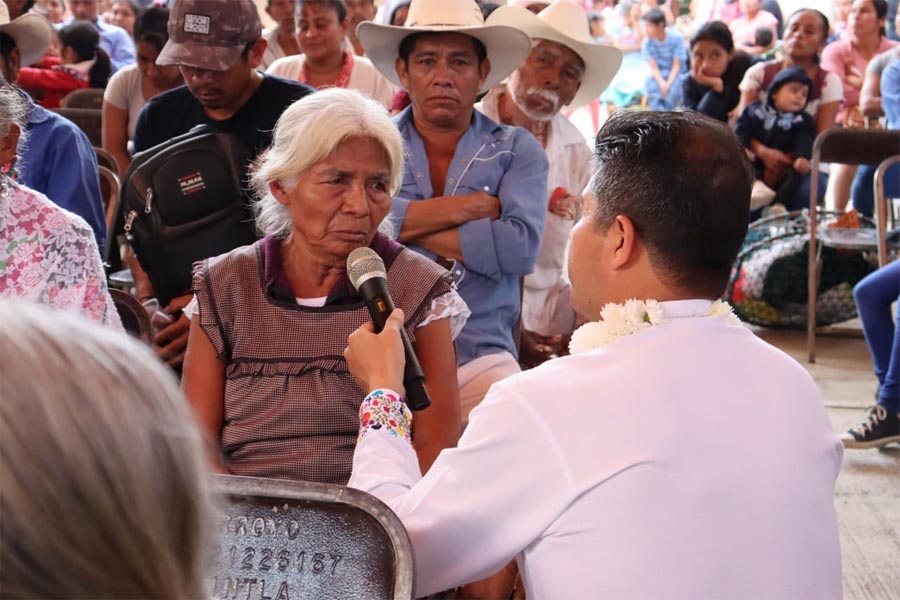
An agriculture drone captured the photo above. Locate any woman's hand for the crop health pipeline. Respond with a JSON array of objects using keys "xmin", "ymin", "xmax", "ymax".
[
  {"xmin": 691, "ymin": 62, "xmax": 724, "ymax": 93},
  {"xmin": 345, "ymin": 309, "xmax": 407, "ymax": 396}
]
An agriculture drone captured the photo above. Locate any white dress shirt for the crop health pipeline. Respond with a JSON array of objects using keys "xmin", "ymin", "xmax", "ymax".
[{"xmin": 349, "ymin": 300, "xmax": 844, "ymax": 599}]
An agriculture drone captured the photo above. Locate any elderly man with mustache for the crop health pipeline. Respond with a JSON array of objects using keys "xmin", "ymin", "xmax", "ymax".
[{"xmin": 479, "ymin": 1, "xmax": 621, "ymax": 366}]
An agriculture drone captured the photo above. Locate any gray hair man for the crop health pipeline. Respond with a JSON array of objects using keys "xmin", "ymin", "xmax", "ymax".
[{"xmin": 480, "ymin": 1, "xmax": 621, "ymax": 366}]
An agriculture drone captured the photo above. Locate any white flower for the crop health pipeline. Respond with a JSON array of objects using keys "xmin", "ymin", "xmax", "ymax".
[{"xmin": 567, "ymin": 299, "xmax": 740, "ymax": 354}]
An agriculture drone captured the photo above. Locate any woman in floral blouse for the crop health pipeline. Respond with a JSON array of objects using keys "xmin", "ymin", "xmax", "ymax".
[{"xmin": 0, "ymin": 83, "xmax": 120, "ymax": 328}]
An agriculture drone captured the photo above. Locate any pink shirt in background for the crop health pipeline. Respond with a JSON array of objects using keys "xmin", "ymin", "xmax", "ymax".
[
  {"xmin": 729, "ymin": 10, "xmax": 779, "ymax": 47},
  {"xmin": 821, "ymin": 36, "xmax": 898, "ymax": 123}
]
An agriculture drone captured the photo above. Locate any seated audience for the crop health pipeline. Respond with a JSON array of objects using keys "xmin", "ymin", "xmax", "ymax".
[
  {"xmin": 17, "ymin": 20, "xmax": 111, "ymax": 109},
  {"xmin": 267, "ymin": 0, "xmax": 397, "ymax": 109},
  {"xmin": 642, "ymin": 7, "xmax": 685, "ymax": 110},
  {"xmin": 1, "ymin": 12, "xmax": 106, "ymax": 247},
  {"xmin": 108, "ymin": 0, "xmax": 140, "ymax": 38},
  {"xmin": 357, "ymin": 0, "xmax": 547, "ymax": 422},
  {"xmin": 182, "ymin": 88, "xmax": 464, "ymax": 483},
  {"xmin": 261, "ymin": 0, "xmax": 301, "ymax": 70},
  {"xmin": 131, "ymin": 0, "xmax": 313, "ymax": 368},
  {"xmin": 67, "ymin": 0, "xmax": 135, "ymax": 72},
  {"xmin": 34, "ymin": 0, "xmax": 67, "ymax": 25},
  {"xmin": 729, "ymin": 0, "xmax": 778, "ymax": 55},
  {"xmin": 675, "ymin": 20, "xmax": 755, "ymax": 122},
  {"xmin": 0, "ymin": 82, "xmax": 119, "ymax": 327},
  {"xmin": 830, "ymin": 0, "xmax": 853, "ymax": 42},
  {"xmin": 102, "ymin": 5, "xmax": 182, "ymax": 177},
  {"xmin": 821, "ymin": 0, "xmax": 896, "ymax": 211},
  {"xmin": 0, "ymin": 300, "xmax": 212, "ymax": 598},
  {"xmin": 738, "ymin": 8, "xmax": 842, "ymax": 207},
  {"xmin": 346, "ymin": 110, "xmax": 843, "ymax": 599},
  {"xmin": 601, "ymin": 0, "xmax": 648, "ymax": 109},
  {"xmin": 481, "ymin": 1, "xmax": 621, "ymax": 366},
  {"xmin": 735, "ymin": 67, "xmax": 816, "ymax": 213}
]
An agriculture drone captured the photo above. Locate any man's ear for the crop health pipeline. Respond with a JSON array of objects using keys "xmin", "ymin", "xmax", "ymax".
[
  {"xmin": 395, "ymin": 56, "xmax": 410, "ymax": 89},
  {"xmin": 246, "ymin": 37, "xmax": 268, "ymax": 69},
  {"xmin": 478, "ymin": 57, "xmax": 491, "ymax": 89},
  {"xmin": 5, "ymin": 47, "xmax": 22, "ymax": 84},
  {"xmin": 610, "ymin": 214, "xmax": 637, "ymax": 270}
]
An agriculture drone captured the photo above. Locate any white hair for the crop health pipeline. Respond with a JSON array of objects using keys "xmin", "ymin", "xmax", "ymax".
[
  {"xmin": 250, "ymin": 88, "xmax": 405, "ymax": 240},
  {"xmin": 0, "ymin": 300, "xmax": 215, "ymax": 599},
  {"xmin": 0, "ymin": 82, "xmax": 29, "ymax": 149}
]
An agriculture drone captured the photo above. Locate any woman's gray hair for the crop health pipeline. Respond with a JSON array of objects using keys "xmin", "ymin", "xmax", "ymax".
[
  {"xmin": 0, "ymin": 81, "xmax": 29, "ymax": 148},
  {"xmin": 250, "ymin": 88, "xmax": 405, "ymax": 240},
  {"xmin": 0, "ymin": 300, "xmax": 216, "ymax": 599}
]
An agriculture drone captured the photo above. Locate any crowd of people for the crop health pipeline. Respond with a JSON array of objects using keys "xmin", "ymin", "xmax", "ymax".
[{"xmin": 0, "ymin": 0, "xmax": 898, "ymax": 597}]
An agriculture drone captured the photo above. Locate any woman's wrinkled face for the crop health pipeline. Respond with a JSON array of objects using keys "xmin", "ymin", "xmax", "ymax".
[
  {"xmin": 272, "ymin": 136, "xmax": 393, "ymax": 264},
  {"xmin": 690, "ymin": 39, "xmax": 732, "ymax": 78},
  {"xmin": 783, "ymin": 10, "xmax": 827, "ymax": 60}
]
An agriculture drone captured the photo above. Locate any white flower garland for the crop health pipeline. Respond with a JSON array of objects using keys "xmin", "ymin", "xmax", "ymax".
[{"xmin": 568, "ymin": 299, "xmax": 741, "ymax": 355}]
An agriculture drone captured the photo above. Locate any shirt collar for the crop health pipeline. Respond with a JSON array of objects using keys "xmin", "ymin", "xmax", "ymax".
[
  {"xmin": 260, "ymin": 231, "xmax": 403, "ymax": 307},
  {"xmin": 17, "ymin": 88, "xmax": 50, "ymax": 126}
]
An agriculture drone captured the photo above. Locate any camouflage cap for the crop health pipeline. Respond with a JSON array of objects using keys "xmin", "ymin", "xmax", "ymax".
[{"xmin": 156, "ymin": 0, "xmax": 263, "ymax": 71}]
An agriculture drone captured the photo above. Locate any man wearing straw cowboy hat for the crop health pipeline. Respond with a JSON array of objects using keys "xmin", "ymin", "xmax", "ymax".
[
  {"xmin": 480, "ymin": 1, "xmax": 621, "ymax": 367},
  {"xmin": 357, "ymin": 0, "xmax": 549, "ymax": 424}
]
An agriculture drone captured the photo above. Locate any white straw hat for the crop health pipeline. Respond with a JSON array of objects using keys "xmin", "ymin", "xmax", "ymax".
[
  {"xmin": 486, "ymin": 2, "xmax": 622, "ymax": 109},
  {"xmin": 0, "ymin": 12, "xmax": 52, "ymax": 68},
  {"xmin": 357, "ymin": 0, "xmax": 532, "ymax": 94}
]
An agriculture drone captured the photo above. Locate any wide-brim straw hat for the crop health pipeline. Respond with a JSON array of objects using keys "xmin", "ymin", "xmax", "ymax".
[
  {"xmin": 486, "ymin": 2, "xmax": 623, "ymax": 109},
  {"xmin": 357, "ymin": 0, "xmax": 532, "ymax": 94},
  {"xmin": 0, "ymin": 12, "xmax": 52, "ymax": 67}
]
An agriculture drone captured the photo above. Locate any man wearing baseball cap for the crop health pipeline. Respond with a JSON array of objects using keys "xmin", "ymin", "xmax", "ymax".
[
  {"xmin": 479, "ymin": 2, "xmax": 621, "ymax": 367},
  {"xmin": 357, "ymin": 0, "xmax": 549, "ymax": 427},
  {"xmin": 131, "ymin": 0, "xmax": 313, "ymax": 370}
]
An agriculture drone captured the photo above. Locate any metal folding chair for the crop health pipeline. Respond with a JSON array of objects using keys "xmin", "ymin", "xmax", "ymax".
[
  {"xmin": 807, "ymin": 128, "xmax": 900, "ymax": 362},
  {"xmin": 209, "ymin": 474, "xmax": 415, "ymax": 600}
]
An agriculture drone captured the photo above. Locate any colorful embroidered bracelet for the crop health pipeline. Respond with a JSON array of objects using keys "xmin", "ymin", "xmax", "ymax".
[{"xmin": 358, "ymin": 388, "xmax": 412, "ymax": 444}]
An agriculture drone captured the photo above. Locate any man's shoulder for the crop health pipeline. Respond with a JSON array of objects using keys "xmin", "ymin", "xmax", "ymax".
[
  {"xmin": 257, "ymin": 73, "xmax": 315, "ymax": 103},
  {"xmin": 142, "ymin": 84, "xmax": 197, "ymax": 114},
  {"xmin": 28, "ymin": 107, "xmax": 91, "ymax": 148}
]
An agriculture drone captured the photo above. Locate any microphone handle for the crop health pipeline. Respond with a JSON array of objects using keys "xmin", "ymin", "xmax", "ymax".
[{"xmin": 359, "ymin": 279, "xmax": 432, "ymax": 411}]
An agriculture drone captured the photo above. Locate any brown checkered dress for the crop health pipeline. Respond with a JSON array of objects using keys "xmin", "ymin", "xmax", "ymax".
[{"xmin": 192, "ymin": 233, "xmax": 452, "ymax": 485}]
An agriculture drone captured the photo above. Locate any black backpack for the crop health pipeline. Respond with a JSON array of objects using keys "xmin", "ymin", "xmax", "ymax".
[{"xmin": 121, "ymin": 126, "xmax": 259, "ymax": 306}]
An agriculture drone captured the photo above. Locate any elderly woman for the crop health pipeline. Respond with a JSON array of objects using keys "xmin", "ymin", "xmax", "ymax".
[
  {"xmin": 0, "ymin": 83, "xmax": 120, "ymax": 327},
  {"xmin": 182, "ymin": 88, "xmax": 465, "ymax": 485},
  {"xmin": 0, "ymin": 301, "xmax": 214, "ymax": 598}
]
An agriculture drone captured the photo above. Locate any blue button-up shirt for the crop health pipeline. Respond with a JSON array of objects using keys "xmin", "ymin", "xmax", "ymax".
[
  {"xmin": 18, "ymin": 90, "xmax": 106, "ymax": 248},
  {"xmin": 391, "ymin": 107, "xmax": 548, "ymax": 366}
]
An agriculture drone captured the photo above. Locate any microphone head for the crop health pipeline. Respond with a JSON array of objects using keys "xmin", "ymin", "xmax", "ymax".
[{"xmin": 347, "ymin": 247, "xmax": 387, "ymax": 291}]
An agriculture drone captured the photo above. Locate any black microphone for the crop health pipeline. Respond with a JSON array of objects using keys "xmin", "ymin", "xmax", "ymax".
[{"xmin": 347, "ymin": 247, "xmax": 431, "ymax": 411}]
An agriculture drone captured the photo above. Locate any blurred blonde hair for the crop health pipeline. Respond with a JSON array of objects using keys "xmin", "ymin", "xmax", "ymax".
[
  {"xmin": 250, "ymin": 87, "xmax": 405, "ymax": 240},
  {"xmin": 0, "ymin": 300, "xmax": 215, "ymax": 599}
]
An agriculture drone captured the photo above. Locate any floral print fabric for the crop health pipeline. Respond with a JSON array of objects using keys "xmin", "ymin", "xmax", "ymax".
[
  {"xmin": 358, "ymin": 389, "xmax": 412, "ymax": 445},
  {"xmin": 0, "ymin": 177, "xmax": 120, "ymax": 328}
]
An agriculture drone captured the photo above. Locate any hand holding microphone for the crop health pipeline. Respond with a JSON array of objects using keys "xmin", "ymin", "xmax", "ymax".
[
  {"xmin": 344, "ymin": 308, "xmax": 407, "ymax": 398},
  {"xmin": 346, "ymin": 247, "xmax": 431, "ymax": 411}
]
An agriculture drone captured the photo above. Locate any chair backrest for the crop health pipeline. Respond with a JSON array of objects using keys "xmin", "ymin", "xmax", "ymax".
[
  {"xmin": 97, "ymin": 165, "xmax": 120, "ymax": 260},
  {"xmin": 52, "ymin": 107, "xmax": 102, "ymax": 146},
  {"xmin": 61, "ymin": 88, "xmax": 105, "ymax": 109},
  {"xmin": 94, "ymin": 146, "xmax": 120, "ymax": 175},
  {"xmin": 209, "ymin": 474, "xmax": 415, "ymax": 600},
  {"xmin": 812, "ymin": 128, "xmax": 900, "ymax": 166},
  {"xmin": 108, "ymin": 289, "xmax": 151, "ymax": 343}
]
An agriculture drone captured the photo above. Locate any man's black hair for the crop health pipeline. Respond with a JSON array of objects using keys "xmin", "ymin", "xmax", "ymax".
[
  {"xmin": 642, "ymin": 7, "xmax": 666, "ymax": 25},
  {"xmin": 398, "ymin": 32, "xmax": 488, "ymax": 65},
  {"xmin": 590, "ymin": 110, "xmax": 753, "ymax": 298},
  {"xmin": 296, "ymin": 0, "xmax": 348, "ymax": 24},
  {"xmin": 0, "ymin": 32, "xmax": 15, "ymax": 66}
]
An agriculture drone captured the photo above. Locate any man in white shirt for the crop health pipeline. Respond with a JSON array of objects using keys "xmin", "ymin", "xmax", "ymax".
[
  {"xmin": 345, "ymin": 110, "xmax": 844, "ymax": 599},
  {"xmin": 478, "ymin": 1, "xmax": 621, "ymax": 366}
]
